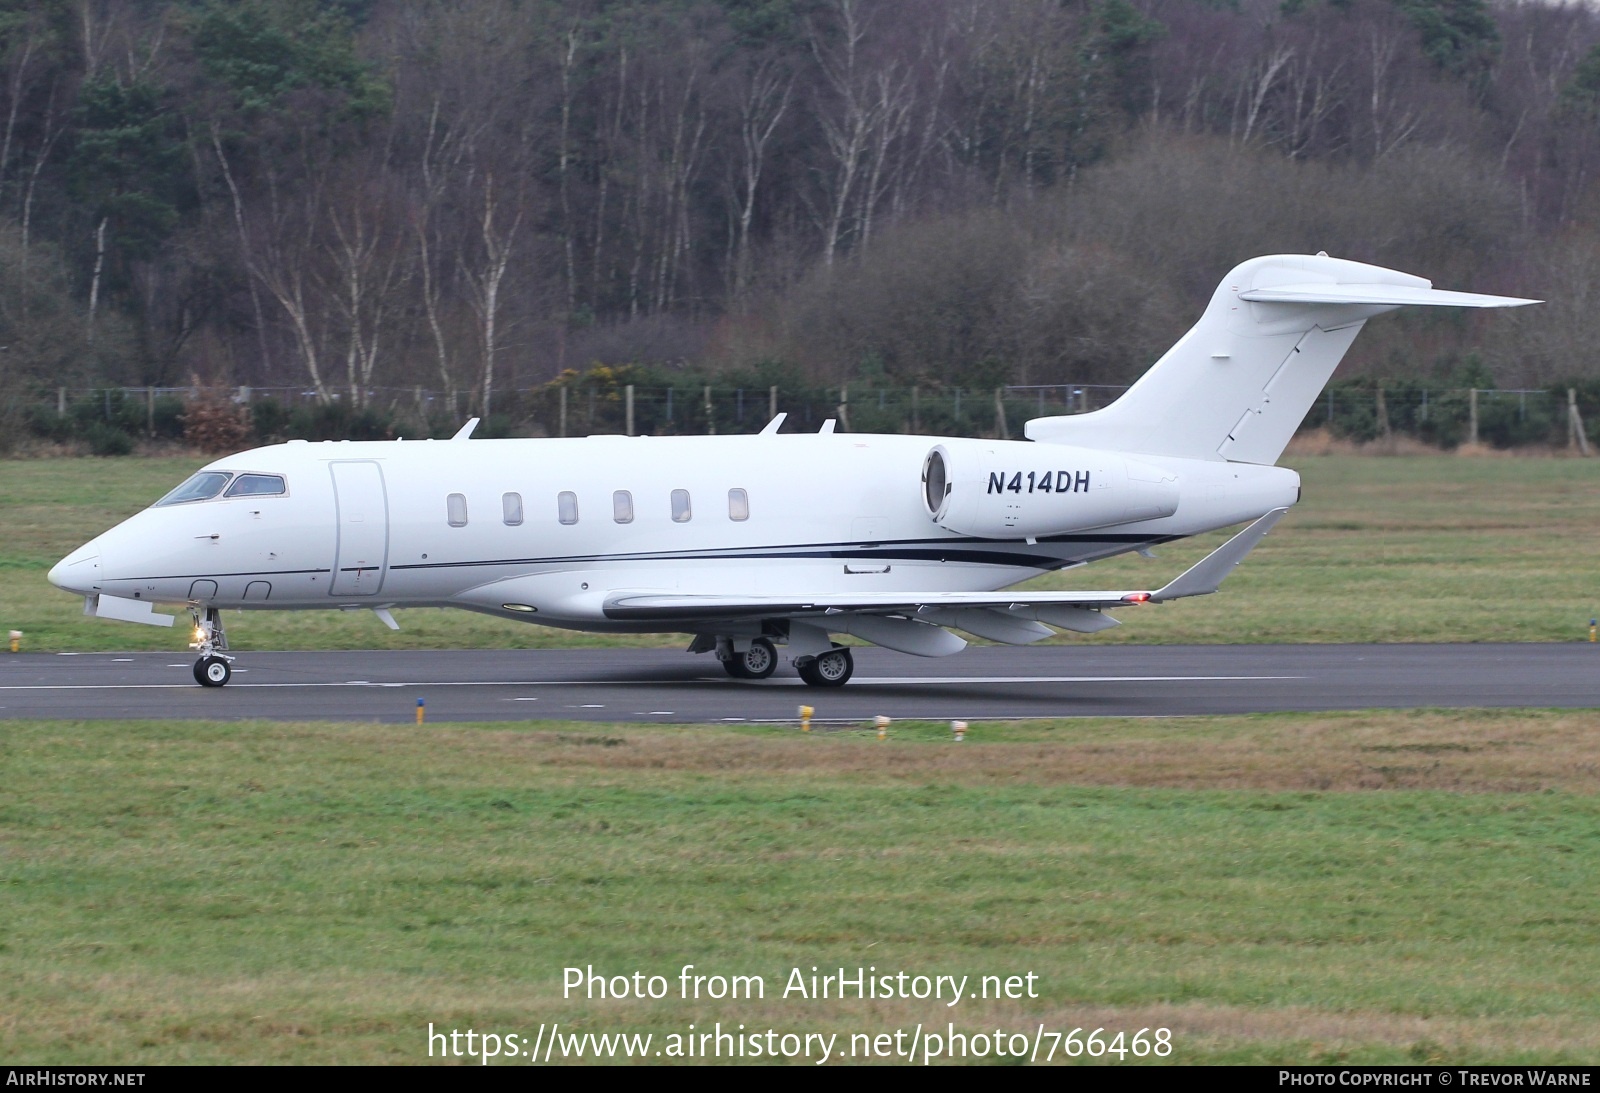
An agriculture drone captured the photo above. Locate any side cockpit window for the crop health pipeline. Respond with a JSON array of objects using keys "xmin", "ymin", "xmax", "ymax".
[
  {"xmin": 154, "ymin": 471, "xmax": 233, "ymax": 507},
  {"xmin": 224, "ymin": 473, "xmax": 287, "ymax": 498}
]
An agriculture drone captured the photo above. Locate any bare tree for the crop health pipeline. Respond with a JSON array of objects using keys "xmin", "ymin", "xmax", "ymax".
[
  {"xmin": 1365, "ymin": 25, "xmax": 1421, "ymax": 159},
  {"xmin": 461, "ymin": 172, "xmax": 521, "ymax": 419},
  {"xmin": 1236, "ymin": 41, "xmax": 1293, "ymax": 146},
  {"xmin": 809, "ymin": 0, "xmax": 880, "ymax": 267},
  {"xmin": 728, "ymin": 54, "xmax": 792, "ymax": 299},
  {"xmin": 325, "ymin": 178, "xmax": 411, "ymax": 408}
]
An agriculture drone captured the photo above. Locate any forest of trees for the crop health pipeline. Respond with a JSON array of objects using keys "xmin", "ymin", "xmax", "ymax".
[{"xmin": 1, "ymin": 0, "xmax": 1599, "ymax": 435}]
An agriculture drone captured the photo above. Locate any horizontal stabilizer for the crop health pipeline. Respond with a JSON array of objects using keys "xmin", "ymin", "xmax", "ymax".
[{"xmin": 1239, "ymin": 283, "xmax": 1539, "ymax": 309}]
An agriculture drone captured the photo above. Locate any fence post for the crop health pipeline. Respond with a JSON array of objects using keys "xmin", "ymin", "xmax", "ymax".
[
  {"xmin": 1376, "ymin": 386, "xmax": 1391, "ymax": 441},
  {"xmin": 836, "ymin": 385, "xmax": 850, "ymax": 432},
  {"xmin": 57, "ymin": 386, "xmax": 66, "ymax": 416},
  {"xmin": 994, "ymin": 387, "xmax": 1009, "ymax": 440},
  {"xmin": 1468, "ymin": 388, "xmax": 1478, "ymax": 446},
  {"xmin": 625, "ymin": 384, "xmax": 634, "ymax": 436},
  {"xmin": 146, "ymin": 386, "xmax": 155, "ymax": 437},
  {"xmin": 704, "ymin": 385, "xmax": 715, "ymax": 435},
  {"xmin": 911, "ymin": 385, "xmax": 919, "ymax": 433},
  {"xmin": 558, "ymin": 385, "xmax": 568, "ymax": 438},
  {"xmin": 1570, "ymin": 388, "xmax": 1590, "ymax": 456},
  {"xmin": 769, "ymin": 385, "xmax": 777, "ymax": 421}
]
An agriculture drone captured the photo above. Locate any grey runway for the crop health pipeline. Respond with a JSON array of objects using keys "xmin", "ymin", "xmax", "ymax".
[{"xmin": 1, "ymin": 643, "xmax": 1596, "ymax": 723}]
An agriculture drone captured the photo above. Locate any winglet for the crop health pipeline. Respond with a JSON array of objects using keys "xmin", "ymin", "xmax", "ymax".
[
  {"xmin": 1150, "ymin": 507, "xmax": 1288, "ymax": 602},
  {"xmin": 759, "ymin": 412, "xmax": 787, "ymax": 435},
  {"xmin": 452, "ymin": 417, "xmax": 480, "ymax": 440}
]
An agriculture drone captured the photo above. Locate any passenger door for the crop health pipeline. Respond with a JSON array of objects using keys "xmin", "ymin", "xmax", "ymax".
[{"xmin": 329, "ymin": 461, "xmax": 389, "ymax": 596}]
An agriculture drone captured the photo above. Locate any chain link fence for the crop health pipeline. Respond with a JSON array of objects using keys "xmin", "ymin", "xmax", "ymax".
[{"xmin": 4, "ymin": 379, "xmax": 1597, "ymax": 453}]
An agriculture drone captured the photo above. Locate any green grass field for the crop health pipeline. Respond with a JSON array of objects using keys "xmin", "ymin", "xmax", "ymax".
[
  {"xmin": 2, "ymin": 710, "xmax": 1598, "ymax": 1064},
  {"xmin": 2, "ymin": 453, "xmax": 1598, "ymax": 652}
]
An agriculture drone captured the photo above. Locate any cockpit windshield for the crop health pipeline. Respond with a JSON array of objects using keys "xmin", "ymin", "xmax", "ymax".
[
  {"xmin": 224, "ymin": 473, "xmax": 287, "ymax": 498},
  {"xmin": 154, "ymin": 471, "xmax": 233, "ymax": 507}
]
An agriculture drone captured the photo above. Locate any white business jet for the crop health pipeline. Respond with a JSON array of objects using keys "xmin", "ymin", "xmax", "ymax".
[{"xmin": 48, "ymin": 254, "xmax": 1535, "ymax": 687}]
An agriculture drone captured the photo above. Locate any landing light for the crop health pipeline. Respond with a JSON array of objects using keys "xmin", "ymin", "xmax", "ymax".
[
  {"xmin": 1121, "ymin": 592, "xmax": 1151, "ymax": 604},
  {"xmin": 502, "ymin": 603, "xmax": 538, "ymax": 613}
]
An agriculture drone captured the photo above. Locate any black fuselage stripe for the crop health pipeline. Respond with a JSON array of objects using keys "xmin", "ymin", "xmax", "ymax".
[{"xmin": 388, "ymin": 537, "xmax": 1174, "ymax": 573}]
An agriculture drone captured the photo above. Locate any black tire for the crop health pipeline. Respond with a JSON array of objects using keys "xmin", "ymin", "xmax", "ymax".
[
  {"xmin": 194, "ymin": 656, "xmax": 231, "ymax": 687},
  {"xmin": 734, "ymin": 638, "xmax": 777, "ymax": 680},
  {"xmin": 797, "ymin": 646, "xmax": 852, "ymax": 687}
]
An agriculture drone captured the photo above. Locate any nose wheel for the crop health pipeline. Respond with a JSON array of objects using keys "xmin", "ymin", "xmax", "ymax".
[
  {"xmin": 194, "ymin": 656, "xmax": 232, "ymax": 687},
  {"xmin": 188, "ymin": 606, "xmax": 235, "ymax": 687}
]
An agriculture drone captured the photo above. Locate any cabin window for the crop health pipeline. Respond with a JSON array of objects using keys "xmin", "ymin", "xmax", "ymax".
[
  {"xmin": 502, "ymin": 492, "xmax": 524, "ymax": 526},
  {"xmin": 557, "ymin": 491, "xmax": 579, "ymax": 525},
  {"xmin": 671, "ymin": 489, "xmax": 692, "ymax": 523},
  {"xmin": 154, "ymin": 471, "xmax": 232, "ymax": 506},
  {"xmin": 728, "ymin": 488, "xmax": 750, "ymax": 521},
  {"xmin": 447, "ymin": 493, "xmax": 468, "ymax": 527},
  {"xmin": 613, "ymin": 490, "xmax": 634, "ymax": 523},
  {"xmin": 224, "ymin": 473, "xmax": 287, "ymax": 498}
]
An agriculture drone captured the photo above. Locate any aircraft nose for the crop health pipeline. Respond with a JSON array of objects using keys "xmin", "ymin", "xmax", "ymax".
[{"xmin": 48, "ymin": 543, "xmax": 102, "ymax": 594}]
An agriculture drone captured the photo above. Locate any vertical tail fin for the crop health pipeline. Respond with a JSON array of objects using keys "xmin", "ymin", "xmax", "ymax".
[{"xmin": 1024, "ymin": 254, "xmax": 1538, "ymax": 465}]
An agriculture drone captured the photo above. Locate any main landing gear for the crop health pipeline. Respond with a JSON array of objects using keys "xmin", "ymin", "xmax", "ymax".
[
  {"xmin": 723, "ymin": 637, "xmax": 778, "ymax": 679},
  {"xmin": 189, "ymin": 606, "xmax": 234, "ymax": 687},
  {"xmin": 713, "ymin": 635, "xmax": 855, "ymax": 687},
  {"xmin": 796, "ymin": 645, "xmax": 853, "ymax": 688}
]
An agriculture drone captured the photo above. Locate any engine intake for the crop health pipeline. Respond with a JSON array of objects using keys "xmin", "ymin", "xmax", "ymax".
[{"xmin": 922, "ymin": 440, "xmax": 1179, "ymax": 539}]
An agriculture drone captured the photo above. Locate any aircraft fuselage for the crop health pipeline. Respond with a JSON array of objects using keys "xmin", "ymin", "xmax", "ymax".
[{"xmin": 49, "ymin": 431, "xmax": 1298, "ymax": 632}]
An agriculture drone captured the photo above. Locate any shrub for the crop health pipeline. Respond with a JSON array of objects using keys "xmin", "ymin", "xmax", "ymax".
[
  {"xmin": 181, "ymin": 393, "xmax": 253, "ymax": 453},
  {"xmin": 83, "ymin": 422, "xmax": 133, "ymax": 456}
]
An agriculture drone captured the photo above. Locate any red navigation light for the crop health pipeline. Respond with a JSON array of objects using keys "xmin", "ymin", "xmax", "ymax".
[{"xmin": 1122, "ymin": 592, "xmax": 1151, "ymax": 604}]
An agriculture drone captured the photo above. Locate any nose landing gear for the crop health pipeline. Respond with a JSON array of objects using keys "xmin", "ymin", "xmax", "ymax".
[{"xmin": 189, "ymin": 607, "xmax": 234, "ymax": 687}]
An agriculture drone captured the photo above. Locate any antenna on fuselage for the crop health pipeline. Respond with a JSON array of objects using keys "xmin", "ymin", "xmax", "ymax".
[
  {"xmin": 759, "ymin": 412, "xmax": 787, "ymax": 435},
  {"xmin": 451, "ymin": 417, "xmax": 480, "ymax": 440}
]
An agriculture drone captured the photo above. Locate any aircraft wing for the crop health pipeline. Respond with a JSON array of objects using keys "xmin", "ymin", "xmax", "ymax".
[{"xmin": 604, "ymin": 508, "xmax": 1288, "ymax": 622}]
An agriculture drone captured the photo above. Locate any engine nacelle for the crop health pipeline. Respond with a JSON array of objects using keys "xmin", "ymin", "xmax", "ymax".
[{"xmin": 922, "ymin": 439, "xmax": 1179, "ymax": 538}]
